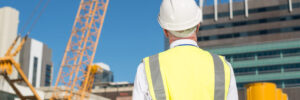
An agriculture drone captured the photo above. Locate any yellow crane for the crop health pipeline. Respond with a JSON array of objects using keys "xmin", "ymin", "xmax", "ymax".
[
  {"xmin": 51, "ymin": 0, "xmax": 109, "ymax": 99},
  {"xmin": 0, "ymin": 35, "xmax": 41, "ymax": 100},
  {"xmin": 0, "ymin": 0, "xmax": 109, "ymax": 99}
]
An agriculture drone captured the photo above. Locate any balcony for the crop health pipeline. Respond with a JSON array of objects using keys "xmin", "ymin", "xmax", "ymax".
[
  {"xmin": 236, "ymin": 71, "xmax": 300, "ymax": 83},
  {"xmin": 232, "ymin": 56, "xmax": 300, "ymax": 68}
]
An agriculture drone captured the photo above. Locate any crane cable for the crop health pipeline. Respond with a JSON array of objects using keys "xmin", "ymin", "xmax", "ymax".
[
  {"xmin": 28, "ymin": 0, "xmax": 51, "ymax": 34},
  {"xmin": 19, "ymin": 0, "xmax": 51, "ymax": 36},
  {"xmin": 19, "ymin": 0, "xmax": 43, "ymax": 35}
]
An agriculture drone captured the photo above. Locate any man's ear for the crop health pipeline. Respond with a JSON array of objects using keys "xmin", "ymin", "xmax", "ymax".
[{"xmin": 163, "ymin": 29, "xmax": 169, "ymax": 38}]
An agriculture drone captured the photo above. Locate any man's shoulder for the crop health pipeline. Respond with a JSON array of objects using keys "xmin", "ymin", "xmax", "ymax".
[
  {"xmin": 141, "ymin": 50, "xmax": 169, "ymax": 60},
  {"xmin": 200, "ymin": 49, "xmax": 225, "ymax": 58}
]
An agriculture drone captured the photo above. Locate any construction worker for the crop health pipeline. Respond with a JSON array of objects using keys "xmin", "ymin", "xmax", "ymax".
[{"xmin": 133, "ymin": 0, "xmax": 238, "ymax": 100}]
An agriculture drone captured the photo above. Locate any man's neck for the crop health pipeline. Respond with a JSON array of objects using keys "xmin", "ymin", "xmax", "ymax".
[
  {"xmin": 169, "ymin": 39, "xmax": 199, "ymax": 48},
  {"xmin": 168, "ymin": 33, "xmax": 197, "ymax": 44},
  {"xmin": 169, "ymin": 38, "xmax": 197, "ymax": 45}
]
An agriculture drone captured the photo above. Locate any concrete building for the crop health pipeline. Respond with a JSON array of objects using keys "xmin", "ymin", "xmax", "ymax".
[
  {"xmin": 0, "ymin": 6, "xmax": 19, "ymax": 57},
  {"xmin": 0, "ymin": 6, "xmax": 54, "ymax": 100},
  {"xmin": 92, "ymin": 82, "xmax": 133, "ymax": 100},
  {"xmin": 0, "ymin": 6, "xmax": 109, "ymax": 100},
  {"xmin": 195, "ymin": 0, "xmax": 300, "ymax": 99},
  {"xmin": 19, "ymin": 38, "xmax": 53, "ymax": 87},
  {"xmin": 38, "ymin": 86, "xmax": 111, "ymax": 100},
  {"xmin": 0, "ymin": 6, "xmax": 22, "ymax": 99},
  {"xmin": 0, "ymin": 6, "xmax": 20, "ymax": 80},
  {"xmin": 92, "ymin": 63, "xmax": 132, "ymax": 100},
  {"xmin": 93, "ymin": 62, "xmax": 114, "ymax": 89}
]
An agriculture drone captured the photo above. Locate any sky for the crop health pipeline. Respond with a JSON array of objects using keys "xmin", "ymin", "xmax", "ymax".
[
  {"xmin": 0, "ymin": 0, "xmax": 165, "ymax": 84},
  {"xmin": 0, "ymin": 0, "xmax": 234, "ymax": 84}
]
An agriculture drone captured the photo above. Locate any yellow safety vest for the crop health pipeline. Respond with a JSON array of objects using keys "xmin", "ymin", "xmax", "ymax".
[{"xmin": 144, "ymin": 45, "xmax": 231, "ymax": 100}]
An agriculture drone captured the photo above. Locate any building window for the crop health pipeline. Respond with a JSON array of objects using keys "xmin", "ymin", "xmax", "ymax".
[
  {"xmin": 285, "ymin": 79, "xmax": 300, "ymax": 87},
  {"xmin": 258, "ymin": 65, "xmax": 281, "ymax": 74},
  {"xmin": 283, "ymin": 48, "xmax": 300, "ymax": 57},
  {"xmin": 294, "ymin": 2, "xmax": 300, "ymax": 8},
  {"xmin": 45, "ymin": 64, "xmax": 52, "ymax": 86},
  {"xmin": 32, "ymin": 57, "xmax": 38, "ymax": 87},
  {"xmin": 257, "ymin": 50, "xmax": 281, "ymax": 59},
  {"xmin": 232, "ymin": 53, "xmax": 255, "ymax": 61},
  {"xmin": 234, "ymin": 63, "xmax": 300, "ymax": 77},
  {"xmin": 234, "ymin": 68, "xmax": 256, "ymax": 76},
  {"xmin": 198, "ymin": 26, "xmax": 300, "ymax": 42},
  {"xmin": 199, "ymin": 14, "xmax": 300, "ymax": 31},
  {"xmin": 225, "ymin": 55, "xmax": 231, "ymax": 61},
  {"xmin": 224, "ymin": 48, "xmax": 300, "ymax": 62},
  {"xmin": 284, "ymin": 63, "xmax": 300, "ymax": 72},
  {"xmin": 233, "ymin": 10, "xmax": 244, "ymax": 16},
  {"xmin": 203, "ymin": 2, "xmax": 300, "ymax": 20}
]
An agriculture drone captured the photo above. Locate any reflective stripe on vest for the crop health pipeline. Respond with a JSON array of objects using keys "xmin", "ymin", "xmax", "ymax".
[
  {"xmin": 211, "ymin": 53, "xmax": 225, "ymax": 100},
  {"xmin": 149, "ymin": 54, "xmax": 166, "ymax": 100},
  {"xmin": 144, "ymin": 46, "xmax": 230, "ymax": 100}
]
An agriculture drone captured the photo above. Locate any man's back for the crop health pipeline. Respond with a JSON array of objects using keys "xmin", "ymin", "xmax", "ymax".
[
  {"xmin": 133, "ymin": 40, "xmax": 238, "ymax": 100},
  {"xmin": 143, "ymin": 45, "xmax": 231, "ymax": 100},
  {"xmin": 161, "ymin": 46, "xmax": 227, "ymax": 99},
  {"xmin": 133, "ymin": 0, "xmax": 238, "ymax": 99}
]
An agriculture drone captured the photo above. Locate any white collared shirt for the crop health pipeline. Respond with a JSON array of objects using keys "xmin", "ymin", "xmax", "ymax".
[{"xmin": 132, "ymin": 39, "xmax": 238, "ymax": 100}]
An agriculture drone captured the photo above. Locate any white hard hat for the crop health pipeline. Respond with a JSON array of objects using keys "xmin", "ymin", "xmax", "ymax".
[{"xmin": 158, "ymin": 0, "xmax": 202, "ymax": 32}]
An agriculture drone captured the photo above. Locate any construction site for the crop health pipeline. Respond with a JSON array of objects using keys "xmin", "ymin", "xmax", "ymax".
[{"xmin": 0, "ymin": 0, "xmax": 300, "ymax": 100}]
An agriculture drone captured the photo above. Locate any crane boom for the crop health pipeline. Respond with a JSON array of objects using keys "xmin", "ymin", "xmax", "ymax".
[
  {"xmin": 0, "ymin": 35, "xmax": 42, "ymax": 100},
  {"xmin": 51, "ymin": 0, "xmax": 109, "ymax": 99}
]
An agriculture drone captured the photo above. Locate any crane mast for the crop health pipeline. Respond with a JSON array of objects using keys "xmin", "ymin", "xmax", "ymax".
[{"xmin": 51, "ymin": 0, "xmax": 109, "ymax": 99}]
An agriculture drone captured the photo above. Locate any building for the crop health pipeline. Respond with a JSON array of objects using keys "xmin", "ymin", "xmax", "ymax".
[
  {"xmin": 19, "ymin": 38, "xmax": 53, "ymax": 87},
  {"xmin": 0, "ymin": 6, "xmax": 21, "ymax": 99},
  {"xmin": 0, "ymin": 6, "xmax": 19, "ymax": 57},
  {"xmin": 92, "ymin": 82, "xmax": 133, "ymax": 100},
  {"xmin": 0, "ymin": 34, "xmax": 53, "ymax": 99},
  {"xmin": 37, "ymin": 86, "xmax": 111, "ymax": 100},
  {"xmin": 0, "ymin": 6, "xmax": 109, "ymax": 100},
  {"xmin": 92, "ymin": 63, "xmax": 133, "ymax": 100},
  {"xmin": 0, "ymin": 6, "xmax": 20, "ymax": 79},
  {"xmin": 93, "ymin": 62, "xmax": 114, "ymax": 88},
  {"xmin": 195, "ymin": 0, "xmax": 300, "ymax": 99},
  {"xmin": 91, "ymin": 63, "xmax": 132, "ymax": 100}
]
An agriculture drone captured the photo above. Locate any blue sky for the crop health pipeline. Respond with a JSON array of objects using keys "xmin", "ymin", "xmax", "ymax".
[
  {"xmin": 0, "ymin": 0, "xmax": 237, "ymax": 84},
  {"xmin": 0, "ymin": 0, "xmax": 166, "ymax": 84}
]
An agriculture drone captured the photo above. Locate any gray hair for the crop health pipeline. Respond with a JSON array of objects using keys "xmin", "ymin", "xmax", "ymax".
[{"xmin": 168, "ymin": 26, "xmax": 197, "ymax": 38}]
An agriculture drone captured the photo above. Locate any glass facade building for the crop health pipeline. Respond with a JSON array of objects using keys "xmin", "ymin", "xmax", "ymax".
[
  {"xmin": 207, "ymin": 40, "xmax": 300, "ymax": 89},
  {"xmin": 94, "ymin": 70, "xmax": 114, "ymax": 84},
  {"xmin": 93, "ymin": 62, "xmax": 114, "ymax": 89},
  {"xmin": 197, "ymin": 0, "xmax": 300, "ymax": 92}
]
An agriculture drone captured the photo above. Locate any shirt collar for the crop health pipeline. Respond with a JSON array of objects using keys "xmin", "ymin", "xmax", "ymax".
[{"xmin": 169, "ymin": 39, "xmax": 199, "ymax": 48}]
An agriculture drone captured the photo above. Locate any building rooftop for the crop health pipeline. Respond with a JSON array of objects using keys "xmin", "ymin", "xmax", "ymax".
[{"xmin": 95, "ymin": 62, "xmax": 111, "ymax": 71}]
